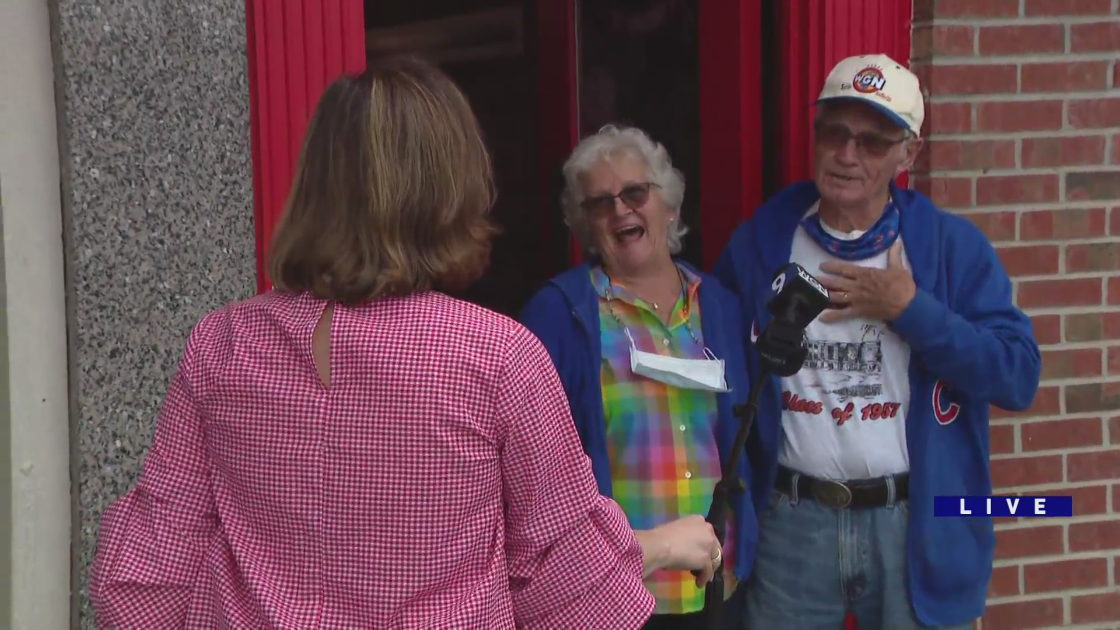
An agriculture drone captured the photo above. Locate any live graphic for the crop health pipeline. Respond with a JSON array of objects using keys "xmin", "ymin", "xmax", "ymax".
[
  {"xmin": 783, "ymin": 392, "xmax": 902, "ymax": 427},
  {"xmin": 934, "ymin": 496, "xmax": 1074, "ymax": 518}
]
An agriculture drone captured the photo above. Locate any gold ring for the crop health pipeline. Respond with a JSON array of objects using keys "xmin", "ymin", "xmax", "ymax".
[{"xmin": 713, "ymin": 547, "xmax": 722, "ymax": 564}]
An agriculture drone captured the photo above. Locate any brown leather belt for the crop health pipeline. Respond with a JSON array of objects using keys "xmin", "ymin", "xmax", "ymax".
[{"xmin": 775, "ymin": 465, "xmax": 909, "ymax": 509}]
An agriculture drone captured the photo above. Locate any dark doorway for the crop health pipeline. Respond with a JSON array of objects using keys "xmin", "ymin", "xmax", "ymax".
[
  {"xmin": 364, "ymin": 1, "xmax": 571, "ymax": 318},
  {"xmin": 576, "ymin": 0, "xmax": 703, "ymax": 270},
  {"xmin": 363, "ymin": 0, "xmax": 765, "ymax": 309},
  {"xmin": 758, "ymin": 0, "xmax": 782, "ymax": 201}
]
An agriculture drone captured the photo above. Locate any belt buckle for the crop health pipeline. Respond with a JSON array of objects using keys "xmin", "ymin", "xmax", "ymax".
[{"xmin": 813, "ymin": 480, "xmax": 853, "ymax": 509}]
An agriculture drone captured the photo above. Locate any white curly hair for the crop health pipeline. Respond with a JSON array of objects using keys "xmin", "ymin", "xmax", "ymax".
[{"xmin": 560, "ymin": 124, "xmax": 688, "ymax": 256}]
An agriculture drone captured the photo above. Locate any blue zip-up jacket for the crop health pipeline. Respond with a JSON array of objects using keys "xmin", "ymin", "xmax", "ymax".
[
  {"xmin": 518, "ymin": 260, "xmax": 758, "ymax": 582},
  {"xmin": 711, "ymin": 181, "xmax": 1041, "ymax": 627}
]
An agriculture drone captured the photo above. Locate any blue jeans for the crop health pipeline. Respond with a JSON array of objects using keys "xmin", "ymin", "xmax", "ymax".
[{"xmin": 743, "ymin": 477, "xmax": 974, "ymax": 630}]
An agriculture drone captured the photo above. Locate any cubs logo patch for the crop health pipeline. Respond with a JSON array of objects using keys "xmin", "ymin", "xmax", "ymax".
[
  {"xmin": 932, "ymin": 379, "xmax": 960, "ymax": 425},
  {"xmin": 853, "ymin": 66, "xmax": 887, "ymax": 94}
]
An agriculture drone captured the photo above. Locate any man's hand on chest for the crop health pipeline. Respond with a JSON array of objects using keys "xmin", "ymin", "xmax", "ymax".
[{"xmin": 815, "ymin": 241, "xmax": 917, "ymax": 324}]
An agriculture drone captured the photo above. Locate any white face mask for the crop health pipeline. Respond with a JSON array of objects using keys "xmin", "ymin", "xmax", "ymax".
[{"xmin": 625, "ymin": 329, "xmax": 731, "ymax": 393}]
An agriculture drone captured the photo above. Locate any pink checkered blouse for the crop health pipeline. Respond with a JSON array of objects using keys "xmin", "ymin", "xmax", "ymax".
[{"xmin": 90, "ymin": 290, "xmax": 653, "ymax": 629}]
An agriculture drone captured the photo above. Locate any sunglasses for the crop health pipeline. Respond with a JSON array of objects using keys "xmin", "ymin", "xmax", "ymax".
[
  {"xmin": 581, "ymin": 182, "xmax": 660, "ymax": 215},
  {"xmin": 814, "ymin": 121, "xmax": 906, "ymax": 158}
]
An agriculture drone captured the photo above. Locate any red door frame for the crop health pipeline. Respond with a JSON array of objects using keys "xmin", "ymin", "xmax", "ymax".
[
  {"xmin": 698, "ymin": 0, "xmax": 765, "ymax": 269},
  {"xmin": 540, "ymin": 1, "xmax": 768, "ymax": 271},
  {"xmin": 774, "ymin": 0, "xmax": 914, "ymax": 190},
  {"xmin": 246, "ymin": 0, "xmax": 367, "ymax": 293},
  {"xmin": 246, "ymin": 0, "xmax": 580, "ymax": 287},
  {"xmin": 245, "ymin": 1, "xmax": 913, "ymax": 289},
  {"xmin": 536, "ymin": 0, "xmax": 582, "ymax": 268}
]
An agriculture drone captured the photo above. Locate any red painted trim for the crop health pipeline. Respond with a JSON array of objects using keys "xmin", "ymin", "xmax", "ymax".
[
  {"xmin": 775, "ymin": 0, "xmax": 913, "ymax": 190},
  {"xmin": 536, "ymin": 0, "xmax": 580, "ymax": 268},
  {"xmin": 245, "ymin": 0, "xmax": 367, "ymax": 292},
  {"xmin": 342, "ymin": 1, "xmax": 367, "ymax": 72},
  {"xmin": 324, "ymin": 1, "xmax": 343, "ymax": 77},
  {"xmin": 303, "ymin": 2, "xmax": 325, "ymax": 100},
  {"xmin": 698, "ymin": 0, "xmax": 765, "ymax": 270},
  {"xmin": 263, "ymin": 2, "xmax": 291, "ymax": 288},
  {"xmin": 246, "ymin": 0, "xmax": 266, "ymax": 293}
]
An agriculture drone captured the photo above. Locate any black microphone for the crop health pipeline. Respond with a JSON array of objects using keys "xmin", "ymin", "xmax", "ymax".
[
  {"xmin": 756, "ymin": 263, "xmax": 831, "ymax": 377},
  {"xmin": 700, "ymin": 263, "xmax": 829, "ymax": 628}
]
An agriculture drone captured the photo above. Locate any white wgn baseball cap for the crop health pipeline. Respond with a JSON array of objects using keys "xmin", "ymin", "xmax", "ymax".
[{"xmin": 815, "ymin": 54, "xmax": 925, "ymax": 137}]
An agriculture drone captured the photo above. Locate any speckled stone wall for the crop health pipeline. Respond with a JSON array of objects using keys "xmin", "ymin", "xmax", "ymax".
[{"xmin": 49, "ymin": 2, "xmax": 256, "ymax": 626}]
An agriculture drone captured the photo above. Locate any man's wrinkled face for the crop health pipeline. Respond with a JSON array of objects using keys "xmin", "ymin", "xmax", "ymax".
[{"xmin": 813, "ymin": 101, "xmax": 921, "ymax": 211}]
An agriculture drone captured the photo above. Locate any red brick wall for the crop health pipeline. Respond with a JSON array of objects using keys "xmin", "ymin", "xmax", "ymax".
[{"xmin": 912, "ymin": 1, "xmax": 1120, "ymax": 629}]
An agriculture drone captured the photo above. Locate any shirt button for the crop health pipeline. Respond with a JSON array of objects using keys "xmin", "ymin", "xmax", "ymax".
[
  {"xmin": 685, "ymin": 471, "xmax": 692, "ymax": 479},
  {"xmin": 662, "ymin": 338, "xmax": 670, "ymax": 346},
  {"xmin": 679, "ymin": 424, "xmax": 686, "ymax": 432}
]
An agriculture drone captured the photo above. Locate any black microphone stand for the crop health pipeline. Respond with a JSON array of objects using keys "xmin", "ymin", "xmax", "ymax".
[
  {"xmin": 701, "ymin": 366, "xmax": 771, "ymax": 628},
  {"xmin": 697, "ymin": 269, "xmax": 823, "ymax": 628}
]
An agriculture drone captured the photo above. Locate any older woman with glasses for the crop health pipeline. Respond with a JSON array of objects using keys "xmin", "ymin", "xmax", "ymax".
[{"xmin": 520, "ymin": 125, "xmax": 756, "ymax": 630}]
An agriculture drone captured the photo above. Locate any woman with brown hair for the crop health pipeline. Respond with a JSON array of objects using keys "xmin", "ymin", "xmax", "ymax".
[{"xmin": 88, "ymin": 57, "xmax": 721, "ymax": 629}]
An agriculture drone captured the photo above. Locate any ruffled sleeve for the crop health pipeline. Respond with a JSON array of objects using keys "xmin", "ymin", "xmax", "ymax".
[
  {"xmin": 89, "ymin": 320, "xmax": 219, "ymax": 629},
  {"xmin": 497, "ymin": 326, "xmax": 654, "ymax": 629}
]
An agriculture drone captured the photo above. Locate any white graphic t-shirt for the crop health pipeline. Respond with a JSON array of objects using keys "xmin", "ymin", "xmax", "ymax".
[{"xmin": 777, "ymin": 202, "xmax": 912, "ymax": 481}]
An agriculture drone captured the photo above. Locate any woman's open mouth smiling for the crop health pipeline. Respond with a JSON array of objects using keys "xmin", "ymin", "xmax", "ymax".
[{"xmin": 614, "ymin": 225, "xmax": 646, "ymax": 244}]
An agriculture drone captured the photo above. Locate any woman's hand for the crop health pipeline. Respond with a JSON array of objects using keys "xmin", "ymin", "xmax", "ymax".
[{"xmin": 635, "ymin": 515, "xmax": 721, "ymax": 586}]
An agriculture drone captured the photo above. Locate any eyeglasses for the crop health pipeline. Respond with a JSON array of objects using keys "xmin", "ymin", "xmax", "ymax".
[
  {"xmin": 814, "ymin": 121, "xmax": 906, "ymax": 158},
  {"xmin": 581, "ymin": 182, "xmax": 660, "ymax": 215}
]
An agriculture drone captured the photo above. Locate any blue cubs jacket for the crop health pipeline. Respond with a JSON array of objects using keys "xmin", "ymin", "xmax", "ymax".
[{"xmin": 711, "ymin": 181, "xmax": 1041, "ymax": 626}]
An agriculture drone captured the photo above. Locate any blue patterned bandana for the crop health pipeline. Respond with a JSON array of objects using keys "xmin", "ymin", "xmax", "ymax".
[{"xmin": 801, "ymin": 201, "xmax": 900, "ymax": 261}]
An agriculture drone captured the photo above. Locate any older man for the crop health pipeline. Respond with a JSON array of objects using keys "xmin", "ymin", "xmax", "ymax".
[{"xmin": 713, "ymin": 54, "xmax": 1041, "ymax": 629}]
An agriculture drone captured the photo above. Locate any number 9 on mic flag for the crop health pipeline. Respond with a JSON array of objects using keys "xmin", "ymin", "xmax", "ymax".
[{"xmin": 934, "ymin": 495, "xmax": 1073, "ymax": 518}]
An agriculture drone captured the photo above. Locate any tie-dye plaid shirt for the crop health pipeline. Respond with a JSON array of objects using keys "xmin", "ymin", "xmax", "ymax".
[{"xmin": 592, "ymin": 264, "xmax": 735, "ymax": 615}]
